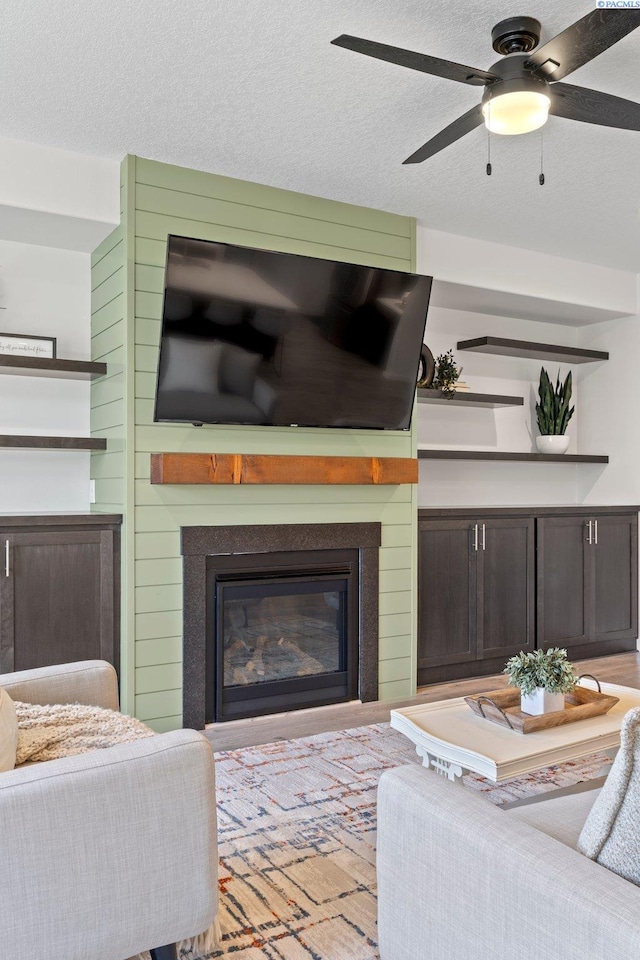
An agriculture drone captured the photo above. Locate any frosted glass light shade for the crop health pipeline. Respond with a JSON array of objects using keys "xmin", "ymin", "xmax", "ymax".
[{"xmin": 482, "ymin": 91, "xmax": 551, "ymax": 135}]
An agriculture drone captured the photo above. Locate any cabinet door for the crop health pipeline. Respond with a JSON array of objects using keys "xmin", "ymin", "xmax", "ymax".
[
  {"xmin": 0, "ymin": 529, "xmax": 117, "ymax": 674},
  {"xmin": 592, "ymin": 513, "xmax": 638, "ymax": 642},
  {"xmin": 537, "ymin": 516, "xmax": 590, "ymax": 649},
  {"xmin": 477, "ymin": 517, "xmax": 535, "ymax": 660},
  {"xmin": 417, "ymin": 519, "xmax": 477, "ymax": 672}
]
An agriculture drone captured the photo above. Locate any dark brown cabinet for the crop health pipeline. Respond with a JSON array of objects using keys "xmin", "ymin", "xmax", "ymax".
[
  {"xmin": 418, "ymin": 506, "xmax": 638, "ymax": 685},
  {"xmin": 418, "ymin": 515, "xmax": 534, "ymax": 684},
  {"xmin": 536, "ymin": 516, "xmax": 589, "ymax": 648},
  {"xmin": 537, "ymin": 512, "xmax": 638, "ymax": 651},
  {"xmin": 594, "ymin": 514, "xmax": 638, "ymax": 642},
  {"xmin": 0, "ymin": 515, "xmax": 121, "ymax": 675},
  {"xmin": 479, "ymin": 517, "xmax": 535, "ymax": 660},
  {"xmin": 418, "ymin": 518, "xmax": 476, "ymax": 673}
]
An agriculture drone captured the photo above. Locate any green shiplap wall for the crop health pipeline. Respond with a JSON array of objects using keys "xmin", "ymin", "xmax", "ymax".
[
  {"xmin": 90, "ymin": 159, "xmax": 137, "ymax": 713},
  {"xmin": 93, "ymin": 154, "xmax": 418, "ymax": 730}
]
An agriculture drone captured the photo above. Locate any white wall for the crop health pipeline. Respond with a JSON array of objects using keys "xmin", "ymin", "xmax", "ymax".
[
  {"xmin": 0, "ymin": 140, "xmax": 120, "ymax": 514},
  {"xmin": 0, "ymin": 238, "xmax": 92, "ymax": 512},
  {"xmin": 577, "ymin": 281, "xmax": 640, "ymax": 506},
  {"xmin": 416, "ymin": 226, "xmax": 638, "ymax": 508},
  {"xmin": 0, "ymin": 137, "xmax": 119, "ymax": 252},
  {"xmin": 421, "ymin": 228, "xmax": 637, "ymax": 316}
]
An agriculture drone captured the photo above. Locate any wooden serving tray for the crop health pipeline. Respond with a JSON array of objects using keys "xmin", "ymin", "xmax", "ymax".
[{"xmin": 464, "ymin": 685, "xmax": 619, "ymax": 734}]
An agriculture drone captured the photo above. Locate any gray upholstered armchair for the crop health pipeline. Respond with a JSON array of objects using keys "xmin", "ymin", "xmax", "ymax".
[
  {"xmin": 0, "ymin": 660, "xmax": 219, "ymax": 960},
  {"xmin": 377, "ymin": 765, "xmax": 640, "ymax": 960}
]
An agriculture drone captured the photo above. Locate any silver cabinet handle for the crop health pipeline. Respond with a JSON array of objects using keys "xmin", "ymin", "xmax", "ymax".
[
  {"xmin": 473, "ymin": 523, "xmax": 478, "ymax": 552},
  {"xmin": 594, "ymin": 519, "xmax": 598, "ymax": 545},
  {"xmin": 587, "ymin": 520, "xmax": 592, "ymax": 545},
  {"xmin": 4, "ymin": 540, "xmax": 9, "ymax": 577},
  {"xmin": 482, "ymin": 523, "xmax": 486, "ymax": 551}
]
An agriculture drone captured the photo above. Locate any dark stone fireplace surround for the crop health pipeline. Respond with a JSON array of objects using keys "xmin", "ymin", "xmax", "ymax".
[{"xmin": 181, "ymin": 522, "xmax": 382, "ymax": 729}]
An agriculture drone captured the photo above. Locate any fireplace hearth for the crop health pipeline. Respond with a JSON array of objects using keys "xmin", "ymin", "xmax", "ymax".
[{"xmin": 181, "ymin": 523, "xmax": 381, "ymax": 729}]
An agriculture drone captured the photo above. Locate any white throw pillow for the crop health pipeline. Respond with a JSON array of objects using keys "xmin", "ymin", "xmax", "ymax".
[
  {"xmin": 577, "ymin": 706, "xmax": 640, "ymax": 884},
  {"xmin": 0, "ymin": 687, "xmax": 18, "ymax": 772}
]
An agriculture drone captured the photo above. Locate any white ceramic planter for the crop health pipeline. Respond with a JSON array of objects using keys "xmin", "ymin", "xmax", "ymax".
[
  {"xmin": 536, "ymin": 435, "xmax": 570, "ymax": 455},
  {"xmin": 520, "ymin": 688, "xmax": 565, "ymax": 716}
]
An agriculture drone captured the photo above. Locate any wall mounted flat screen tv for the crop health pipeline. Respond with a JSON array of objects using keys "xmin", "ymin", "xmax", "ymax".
[{"xmin": 154, "ymin": 235, "xmax": 433, "ymax": 430}]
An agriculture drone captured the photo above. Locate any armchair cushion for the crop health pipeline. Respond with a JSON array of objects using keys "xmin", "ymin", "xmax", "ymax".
[
  {"xmin": 506, "ymin": 787, "xmax": 601, "ymax": 850},
  {"xmin": 0, "ymin": 687, "xmax": 18, "ymax": 772},
  {"xmin": 578, "ymin": 706, "xmax": 640, "ymax": 884}
]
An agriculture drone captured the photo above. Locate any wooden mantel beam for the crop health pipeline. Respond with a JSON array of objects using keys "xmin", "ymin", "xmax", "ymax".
[{"xmin": 150, "ymin": 453, "xmax": 418, "ymax": 485}]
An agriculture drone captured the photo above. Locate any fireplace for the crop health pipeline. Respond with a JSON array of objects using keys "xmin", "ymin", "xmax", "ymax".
[
  {"xmin": 181, "ymin": 523, "xmax": 381, "ymax": 728},
  {"xmin": 209, "ymin": 549, "xmax": 359, "ymax": 721}
]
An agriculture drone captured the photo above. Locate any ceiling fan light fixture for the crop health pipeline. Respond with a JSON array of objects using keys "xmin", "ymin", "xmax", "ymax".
[{"xmin": 482, "ymin": 90, "xmax": 551, "ymax": 136}]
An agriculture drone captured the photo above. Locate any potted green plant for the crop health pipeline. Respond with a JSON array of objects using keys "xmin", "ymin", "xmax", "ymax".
[
  {"xmin": 535, "ymin": 367, "xmax": 575, "ymax": 454},
  {"xmin": 432, "ymin": 349, "xmax": 462, "ymax": 398},
  {"xmin": 504, "ymin": 647, "xmax": 577, "ymax": 716}
]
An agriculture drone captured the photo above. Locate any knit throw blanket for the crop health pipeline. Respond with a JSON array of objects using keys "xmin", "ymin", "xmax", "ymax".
[
  {"xmin": 14, "ymin": 701, "xmax": 220, "ymax": 960},
  {"xmin": 14, "ymin": 700, "xmax": 155, "ymax": 765}
]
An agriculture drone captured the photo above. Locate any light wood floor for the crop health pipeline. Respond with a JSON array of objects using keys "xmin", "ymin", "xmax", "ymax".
[{"xmin": 204, "ymin": 650, "xmax": 640, "ymax": 752}]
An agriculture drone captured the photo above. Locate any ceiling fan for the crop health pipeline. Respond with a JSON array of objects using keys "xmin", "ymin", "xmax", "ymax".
[{"xmin": 331, "ymin": 9, "xmax": 640, "ymax": 164}]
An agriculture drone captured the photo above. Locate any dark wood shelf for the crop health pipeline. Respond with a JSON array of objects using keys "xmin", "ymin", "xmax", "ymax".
[
  {"xmin": 456, "ymin": 337, "xmax": 609, "ymax": 364},
  {"xmin": 0, "ymin": 435, "xmax": 107, "ymax": 451},
  {"xmin": 418, "ymin": 449, "xmax": 608, "ymax": 464},
  {"xmin": 417, "ymin": 388, "xmax": 523, "ymax": 408},
  {"xmin": 0, "ymin": 355, "xmax": 107, "ymax": 380}
]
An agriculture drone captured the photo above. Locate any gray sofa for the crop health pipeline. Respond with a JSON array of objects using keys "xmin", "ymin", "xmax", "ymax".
[
  {"xmin": 377, "ymin": 765, "xmax": 640, "ymax": 960},
  {"xmin": 0, "ymin": 660, "xmax": 218, "ymax": 960}
]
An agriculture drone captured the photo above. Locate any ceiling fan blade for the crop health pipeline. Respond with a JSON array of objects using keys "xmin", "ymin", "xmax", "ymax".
[
  {"xmin": 551, "ymin": 82, "xmax": 640, "ymax": 131},
  {"xmin": 331, "ymin": 35, "xmax": 497, "ymax": 86},
  {"xmin": 526, "ymin": 10, "xmax": 640, "ymax": 81},
  {"xmin": 403, "ymin": 105, "xmax": 484, "ymax": 164}
]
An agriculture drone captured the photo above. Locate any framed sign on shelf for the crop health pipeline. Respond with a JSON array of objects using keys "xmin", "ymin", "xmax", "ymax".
[{"xmin": 0, "ymin": 333, "xmax": 57, "ymax": 359}]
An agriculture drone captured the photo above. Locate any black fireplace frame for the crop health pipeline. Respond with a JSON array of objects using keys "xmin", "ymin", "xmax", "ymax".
[{"xmin": 181, "ymin": 522, "xmax": 381, "ymax": 729}]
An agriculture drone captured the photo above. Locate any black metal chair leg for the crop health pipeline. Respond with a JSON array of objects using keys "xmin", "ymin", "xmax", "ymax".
[{"xmin": 150, "ymin": 945, "xmax": 178, "ymax": 960}]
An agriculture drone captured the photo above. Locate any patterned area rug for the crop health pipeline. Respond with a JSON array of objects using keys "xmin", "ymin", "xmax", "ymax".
[{"xmin": 188, "ymin": 722, "xmax": 605, "ymax": 959}]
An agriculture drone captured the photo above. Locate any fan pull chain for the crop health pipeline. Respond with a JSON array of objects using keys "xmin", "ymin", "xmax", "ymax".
[
  {"xmin": 539, "ymin": 128, "xmax": 545, "ymax": 185},
  {"xmin": 486, "ymin": 102, "xmax": 492, "ymax": 176}
]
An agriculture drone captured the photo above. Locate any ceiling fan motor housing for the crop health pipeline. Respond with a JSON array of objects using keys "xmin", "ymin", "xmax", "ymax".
[
  {"xmin": 482, "ymin": 53, "xmax": 550, "ymax": 108},
  {"xmin": 491, "ymin": 16, "xmax": 542, "ymax": 55}
]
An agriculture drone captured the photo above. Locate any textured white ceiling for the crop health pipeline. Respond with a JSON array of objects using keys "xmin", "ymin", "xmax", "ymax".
[{"xmin": 1, "ymin": 0, "xmax": 639, "ymax": 270}]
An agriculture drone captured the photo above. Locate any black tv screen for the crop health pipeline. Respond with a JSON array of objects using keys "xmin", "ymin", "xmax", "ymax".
[{"xmin": 154, "ymin": 236, "xmax": 432, "ymax": 430}]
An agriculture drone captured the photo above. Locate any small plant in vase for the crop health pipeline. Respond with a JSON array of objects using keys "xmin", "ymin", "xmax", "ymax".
[
  {"xmin": 432, "ymin": 349, "xmax": 462, "ymax": 398},
  {"xmin": 504, "ymin": 647, "xmax": 577, "ymax": 716},
  {"xmin": 535, "ymin": 367, "xmax": 575, "ymax": 455}
]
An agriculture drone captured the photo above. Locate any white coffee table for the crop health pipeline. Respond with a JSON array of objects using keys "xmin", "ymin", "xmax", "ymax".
[{"xmin": 390, "ymin": 681, "xmax": 640, "ymax": 784}]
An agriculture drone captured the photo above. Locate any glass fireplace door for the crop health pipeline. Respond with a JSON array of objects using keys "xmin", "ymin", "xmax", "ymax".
[{"xmin": 213, "ymin": 570, "xmax": 357, "ymax": 720}]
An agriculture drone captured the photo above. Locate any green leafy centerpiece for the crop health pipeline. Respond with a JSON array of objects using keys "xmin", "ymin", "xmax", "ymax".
[
  {"xmin": 504, "ymin": 647, "xmax": 577, "ymax": 716},
  {"xmin": 432, "ymin": 349, "xmax": 462, "ymax": 398},
  {"xmin": 535, "ymin": 367, "xmax": 575, "ymax": 455}
]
